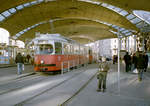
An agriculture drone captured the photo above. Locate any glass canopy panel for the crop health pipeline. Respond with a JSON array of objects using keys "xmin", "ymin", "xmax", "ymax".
[
  {"xmin": 23, "ymin": 3, "xmax": 31, "ymax": 7},
  {"xmin": 102, "ymin": 22, "xmax": 112, "ymax": 26},
  {"xmin": 30, "ymin": 1, "xmax": 38, "ymax": 5},
  {"xmin": 133, "ymin": 10, "xmax": 150, "ymax": 25},
  {"xmin": 0, "ymin": 14, "xmax": 5, "ymax": 21},
  {"xmin": 119, "ymin": 28, "xmax": 125, "ymax": 31},
  {"xmin": 35, "ymin": 24, "xmax": 39, "ymax": 26},
  {"xmin": 119, "ymin": 10, "xmax": 128, "ymax": 16},
  {"xmin": 23, "ymin": 29, "xmax": 28, "ymax": 32},
  {"xmin": 109, "ymin": 30, "xmax": 117, "ymax": 34},
  {"xmin": 85, "ymin": 1, "xmax": 100, "ymax": 4},
  {"xmin": 27, "ymin": 27, "xmax": 31, "ymax": 30},
  {"xmin": 112, "ymin": 25, "xmax": 116, "ymax": 28},
  {"xmin": 106, "ymin": 23, "xmax": 112, "ymax": 26},
  {"xmin": 136, "ymin": 21, "xmax": 144, "ymax": 28},
  {"xmin": 19, "ymin": 31, "xmax": 24, "ymax": 34},
  {"xmin": 125, "ymin": 32, "xmax": 132, "ymax": 36},
  {"xmin": 114, "ymin": 26, "xmax": 119, "ymax": 29},
  {"xmin": 31, "ymin": 25, "xmax": 35, "ymax": 28},
  {"xmin": 9, "ymin": 8, "xmax": 16, "ymax": 14},
  {"xmin": 16, "ymin": 5, "xmax": 24, "ymax": 10},
  {"xmin": 101, "ymin": 3, "xmax": 108, "ymax": 7},
  {"xmin": 15, "ymin": 33, "xmax": 21, "ymax": 37},
  {"xmin": 126, "ymin": 14, "xmax": 135, "ymax": 20},
  {"xmin": 38, "ymin": 0, "xmax": 44, "ymax": 3},
  {"xmin": 1, "ymin": 11, "xmax": 11, "ymax": 17},
  {"xmin": 122, "ymin": 30, "xmax": 129, "ymax": 33},
  {"xmin": 106, "ymin": 5, "xmax": 115, "ymax": 10},
  {"xmin": 130, "ymin": 17, "xmax": 142, "ymax": 24},
  {"xmin": 113, "ymin": 7, "xmax": 122, "ymax": 13}
]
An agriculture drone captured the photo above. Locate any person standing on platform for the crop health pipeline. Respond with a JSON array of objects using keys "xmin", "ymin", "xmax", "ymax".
[
  {"xmin": 143, "ymin": 52, "xmax": 149, "ymax": 72},
  {"xmin": 97, "ymin": 57, "xmax": 110, "ymax": 92},
  {"xmin": 123, "ymin": 52, "xmax": 131, "ymax": 72},
  {"xmin": 136, "ymin": 52, "xmax": 145, "ymax": 81},
  {"xmin": 15, "ymin": 53, "xmax": 24, "ymax": 75},
  {"xmin": 26, "ymin": 54, "xmax": 31, "ymax": 63},
  {"xmin": 131, "ymin": 53, "xmax": 137, "ymax": 71}
]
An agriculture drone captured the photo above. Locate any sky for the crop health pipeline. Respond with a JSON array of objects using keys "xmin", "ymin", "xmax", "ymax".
[
  {"xmin": 0, "ymin": 28, "xmax": 24, "ymax": 48},
  {"xmin": 0, "ymin": 28, "xmax": 9, "ymax": 45}
]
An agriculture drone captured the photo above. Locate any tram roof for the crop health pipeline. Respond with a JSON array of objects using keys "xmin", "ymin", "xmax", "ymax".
[
  {"xmin": 0, "ymin": 0, "xmax": 150, "ymax": 44},
  {"xmin": 34, "ymin": 33, "xmax": 78, "ymax": 44}
]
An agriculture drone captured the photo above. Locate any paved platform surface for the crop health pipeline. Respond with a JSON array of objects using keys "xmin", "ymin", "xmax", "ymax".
[
  {"xmin": 67, "ymin": 64, "xmax": 150, "ymax": 106},
  {"xmin": 0, "ymin": 64, "xmax": 35, "ymax": 82},
  {"xmin": 0, "ymin": 63, "xmax": 150, "ymax": 106}
]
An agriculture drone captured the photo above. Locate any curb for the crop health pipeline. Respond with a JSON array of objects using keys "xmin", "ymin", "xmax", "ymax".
[
  {"xmin": 0, "ymin": 64, "xmax": 31, "ymax": 68},
  {"xmin": 0, "ymin": 72, "xmax": 36, "ymax": 84},
  {"xmin": 15, "ymin": 72, "xmax": 36, "ymax": 79}
]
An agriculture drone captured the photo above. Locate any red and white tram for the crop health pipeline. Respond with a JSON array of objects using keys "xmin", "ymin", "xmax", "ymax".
[{"xmin": 33, "ymin": 33, "xmax": 91, "ymax": 72}]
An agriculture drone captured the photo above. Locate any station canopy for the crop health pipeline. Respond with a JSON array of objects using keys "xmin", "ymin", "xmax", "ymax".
[{"xmin": 0, "ymin": 0, "xmax": 150, "ymax": 44}]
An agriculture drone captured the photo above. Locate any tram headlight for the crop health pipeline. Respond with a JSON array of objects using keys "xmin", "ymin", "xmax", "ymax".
[{"xmin": 40, "ymin": 60, "xmax": 44, "ymax": 64}]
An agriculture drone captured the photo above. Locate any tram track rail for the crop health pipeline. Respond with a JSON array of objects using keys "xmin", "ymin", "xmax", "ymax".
[
  {"xmin": 0, "ymin": 73, "xmax": 37, "ymax": 86},
  {"xmin": 0, "ymin": 71, "xmax": 72, "ymax": 95},
  {"xmin": 14, "ymin": 67, "xmax": 88, "ymax": 106},
  {"xmin": 60, "ymin": 72, "xmax": 97, "ymax": 106},
  {"xmin": 0, "ymin": 74, "xmax": 45, "ymax": 95},
  {"xmin": 0, "ymin": 72, "xmax": 36, "ymax": 85}
]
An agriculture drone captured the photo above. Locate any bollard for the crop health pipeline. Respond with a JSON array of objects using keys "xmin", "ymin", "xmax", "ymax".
[
  {"xmin": 73, "ymin": 60, "xmax": 75, "ymax": 69},
  {"xmin": 61, "ymin": 62, "xmax": 64, "ymax": 75},
  {"xmin": 78, "ymin": 59, "xmax": 80, "ymax": 68},
  {"xmin": 68, "ymin": 61, "xmax": 70, "ymax": 72}
]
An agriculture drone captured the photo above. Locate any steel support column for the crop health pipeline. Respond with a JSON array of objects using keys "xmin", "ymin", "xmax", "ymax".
[{"xmin": 117, "ymin": 29, "xmax": 121, "ymax": 94}]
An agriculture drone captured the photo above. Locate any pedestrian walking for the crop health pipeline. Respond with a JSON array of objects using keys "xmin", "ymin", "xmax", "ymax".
[
  {"xmin": 143, "ymin": 52, "xmax": 149, "ymax": 72},
  {"xmin": 136, "ymin": 52, "xmax": 145, "ymax": 81},
  {"xmin": 123, "ymin": 52, "xmax": 131, "ymax": 72},
  {"xmin": 26, "ymin": 54, "xmax": 31, "ymax": 63},
  {"xmin": 15, "ymin": 53, "xmax": 24, "ymax": 75},
  {"xmin": 131, "ymin": 53, "xmax": 137, "ymax": 71},
  {"xmin": 97, "ymin": 57, "xmax": 110, "ymax": 92}
]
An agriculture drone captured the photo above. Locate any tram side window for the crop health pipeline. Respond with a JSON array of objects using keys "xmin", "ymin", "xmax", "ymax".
[
  {"xmin": 38, "ymin": 44, "xmax": 53, "ymax": 54},
  {"xmin": 64, "ymin": 44, "xmax": 67, "ymax": 54},
  {"xmin": 70, "ymin": 45, "xmax": 74, "ymax": 54},
  {"xmin": 74, "ymin": 45, "xmax": 79, "ymax": 54},
  {"xmin": 64, "ymin": 44, "xmax": 70, "ymax": 54},
  {"xmin": 55, "ymin": 42, "xmax": 62, "ymax": 54},
  {"xmin": 81, "ymin": 47, "xmax": 84, "ymax": 55}
]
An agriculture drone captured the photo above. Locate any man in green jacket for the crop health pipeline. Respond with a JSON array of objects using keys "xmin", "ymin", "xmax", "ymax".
[{"xmin": 97, "ymin": 57, "xmax": 110, "ymax": 92}]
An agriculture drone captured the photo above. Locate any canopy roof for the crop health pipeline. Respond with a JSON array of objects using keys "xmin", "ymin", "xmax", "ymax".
[{"xmin": 0, "ymin": 0, "xmax": 150, "ymax": 44}]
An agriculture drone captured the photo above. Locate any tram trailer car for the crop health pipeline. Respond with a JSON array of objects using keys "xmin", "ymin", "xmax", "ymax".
[{"xmin": 34, "ymin": 33, "xmax": 91, "ymax": 72}]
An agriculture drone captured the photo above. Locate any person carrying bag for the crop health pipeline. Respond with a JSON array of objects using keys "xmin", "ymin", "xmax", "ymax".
[{"xmin": 97, "ymin": 57, "xmax": 110, "ymax": 92}]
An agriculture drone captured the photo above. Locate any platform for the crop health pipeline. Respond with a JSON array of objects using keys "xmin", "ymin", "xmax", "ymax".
[
  {"xmin": 0, "ymin": 63, "xmax": 150, "ymax": 106},
  {"xmin": 67, "ymin": 64, "xmax": 150, "ymax": 106},
  {"xmin": 0, "ymin": 64, "xmax": 35, "ymax": 82}
]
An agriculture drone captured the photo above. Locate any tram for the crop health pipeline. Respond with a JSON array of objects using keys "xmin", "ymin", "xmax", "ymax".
[{"xmin": 33, "ymin": 33, "xmax": 91, "ymax": 72}]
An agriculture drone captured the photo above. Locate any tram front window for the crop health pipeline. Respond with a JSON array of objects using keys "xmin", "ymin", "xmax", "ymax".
[{"xmin": 38, "ymin": 44, "xmax": 53, "ymax": 54}]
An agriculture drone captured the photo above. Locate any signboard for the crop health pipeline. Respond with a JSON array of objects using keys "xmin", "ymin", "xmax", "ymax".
[{"xmin": 0, "ymin": 56, "xmax": 9, "ymax": 64}]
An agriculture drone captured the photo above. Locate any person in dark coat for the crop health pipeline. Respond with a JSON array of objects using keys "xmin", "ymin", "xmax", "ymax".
[
  {"xmin": 26, "ymin": 54, "xmax": 31, "ymax": 63},
  {"xmin": 136, "ymin": 52, "xmax": 145, "ymax": 81},
  {"xmin": 143, "ymin": 52, "xmax": 149, "ymax": 72},
  {"xmin": 15, "ymin": 53, "xmax": 24, "ymax": 75},
  {"xmin": 123, "ymin": 52, "xmax": 131, "ymax": 72},
  {"xmin": 131, "ymin": 53, "xmax": 137, "ymax": 71}
]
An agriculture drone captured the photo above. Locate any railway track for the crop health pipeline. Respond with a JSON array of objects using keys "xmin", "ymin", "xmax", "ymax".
[
  {"xmin": 0, "ymin": 74, "xmax": 46, "ymax": 95},
  {"xmin": 60, "ymin": 72, "xmax": 97, "ymax": 106},
  {"xmin": 14, "ymin": 67, "xmax": 88, "ymax": 106}
]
